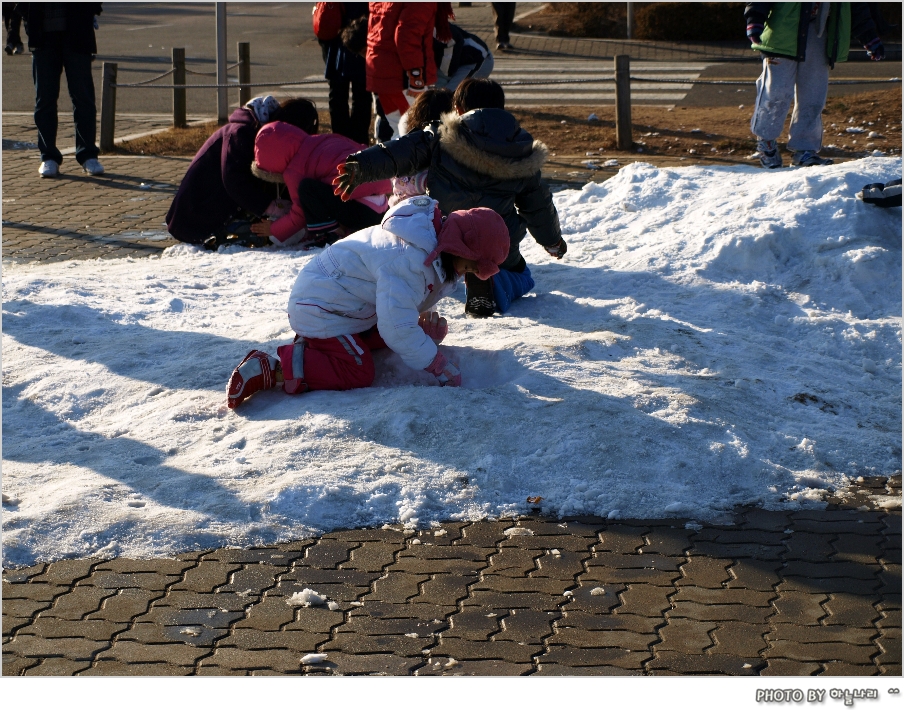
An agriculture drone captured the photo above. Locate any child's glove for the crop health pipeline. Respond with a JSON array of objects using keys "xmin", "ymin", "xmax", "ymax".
[
  {"xmin": 406, "ymin": 68, "xmax": 426, "ymax": 94},
  {"xmin": 424, "ymin": 350, "xmax": 461, "ymax": 387},
  {"xmin": 332, "ymin": 160, "xmax": 361, "ymax": 201},
  {"xmin": 418, "ymin": 311, "xmax": 448, "ymax": 343},
  {"xmin": 544, "ymin": 238, "xmax": 567, "ymax": 259},
  {"xmin": 864, "ymin": 37, "xmax": 885, "ymax": 61},
  {"xmin": 746, "ymin": 22, "xmax": 763, "ymax": 44}
]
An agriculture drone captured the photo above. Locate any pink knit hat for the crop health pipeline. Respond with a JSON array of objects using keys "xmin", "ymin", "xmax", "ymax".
[{"xmin": 425, "ymin": 207, "xmax": 510, "ymax": 280}]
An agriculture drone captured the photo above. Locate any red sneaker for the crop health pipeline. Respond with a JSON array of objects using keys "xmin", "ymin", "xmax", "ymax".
[{"xmin": 227, "ymin": 350, "xmax": 277, "ymax": 409}]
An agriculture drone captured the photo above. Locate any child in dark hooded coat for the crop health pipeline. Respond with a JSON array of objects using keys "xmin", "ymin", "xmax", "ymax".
[{"xmin": 332, "ymin": 78, "xmax": 565, "ymax": 318}]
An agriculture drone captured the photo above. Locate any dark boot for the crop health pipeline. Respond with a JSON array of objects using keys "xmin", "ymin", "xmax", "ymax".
[{"xmin": 465, "ymin": 272, "xmax": 496, "ymax": 318}]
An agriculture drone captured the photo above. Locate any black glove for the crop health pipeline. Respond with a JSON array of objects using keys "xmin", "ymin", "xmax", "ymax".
[
  {"xmin": 544, "ymin": 238, "xmax": 567, "ymax": 259},
  {"xmin": 332, "ymin": 160, "xmax": 361, "ymax": 201},
  {"xmin": 864, "ymin": 37, "xmax": 885, "ymax": 61}
]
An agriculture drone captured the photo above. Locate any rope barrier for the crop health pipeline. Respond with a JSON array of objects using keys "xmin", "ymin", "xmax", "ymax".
[
  {"xmin": 630, "ymin": 75, "xmax": 902, "ymax": 85},
  {"xmin": 500, "ymin": 77, "xmax": 614, "ymax": 86},
  {"xmin": 111, "ymin": 78, "xmax": 327, "ymax": 89},
  {"xmin": 109, "ymin": 68, "xmax": 175, "ymax": 87},
  {"xmin": 184, "ymin": 62, "xmax": 241, "ymax": 77},
  {"xmin": 110, "ymin": 75, "xmax": 901, "ymax": 89}
]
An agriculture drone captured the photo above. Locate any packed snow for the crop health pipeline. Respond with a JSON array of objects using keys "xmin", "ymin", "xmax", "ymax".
[{"xmin": 2, "ymin": 158, "xmax": 901, "ymax": 567}]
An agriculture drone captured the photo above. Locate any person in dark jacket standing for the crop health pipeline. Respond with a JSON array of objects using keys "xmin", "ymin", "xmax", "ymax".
[
  {"xmin": 333, "ymin": 78, "xmax": 565, "ymax": 318},
  {"xmin": 746, "ymin": 2, "xmax": 883, "ymax": 169},
  {"xmin": 3, "ymin": 3, "xmax": 24, "ymax": 54},
  {"xmin": 165, "ymin": 97, "xmax": 319, "ymax": 250},
  {"xmin": 491, "ymin": 2, "xmax": 516, "ymax": 51},
  {"xmin": 313, "ymin": 2, "xmax": 371, "ymax": 145},
  {"xmin": 18, "ymin": 3, "xmax": 104, "ymax": 177}
]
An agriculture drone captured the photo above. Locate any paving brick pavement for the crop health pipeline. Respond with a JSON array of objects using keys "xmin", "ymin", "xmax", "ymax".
[
  {"xmin": 3, "ymin": 477, "xmax": 900, "ymax": 676},
  {"xmin": 3, "ymin": 114, "xmax": 188, "ymax": 265}
]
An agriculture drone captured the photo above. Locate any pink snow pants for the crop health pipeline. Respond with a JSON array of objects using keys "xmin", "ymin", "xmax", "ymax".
[{"xmin": 277, "ymin": 327, "xmax": 387, "ymax": 394}]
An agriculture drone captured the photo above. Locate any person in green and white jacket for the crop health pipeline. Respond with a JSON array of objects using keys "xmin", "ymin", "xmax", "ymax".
[{"xmin": 745, "ymin": 2, "xmax": 884, "ymax": 168}]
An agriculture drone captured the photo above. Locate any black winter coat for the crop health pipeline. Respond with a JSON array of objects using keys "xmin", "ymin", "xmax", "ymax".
[
  {"xmin": 320, "ymin": 2, "xmax": 367, "ymax": 82},
  {"xmin": 350, "ymin": 109, "xmax": 561, "ymax": 270},
  {"xmin": 434, "ymin": 23, "xmax": 490, "ymax": 82},
  {"xmin": 16, "ymin": 3, "xmax": 102, "ymax": 54},
  {"xmin": 166, "ymin": 107, "xmax": 276, "ymax": 244}
]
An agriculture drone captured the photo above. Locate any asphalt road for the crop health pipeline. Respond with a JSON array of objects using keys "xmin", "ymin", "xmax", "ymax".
[
  {"xmin": 1, "ymin": 2, "xmax": 326, "ymax": 116},
  {"xmin": 686, "ymin": 58, "xmax": 903, "ymax": 107},
  {"xmin": 2, "ymin": 2, "xmax": 900, "ymax": 116}
]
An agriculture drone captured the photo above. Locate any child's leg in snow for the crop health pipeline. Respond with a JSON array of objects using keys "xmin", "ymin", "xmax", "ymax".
[
  {"xmin": 296, "ymin": 178, "xmax": 384, "ymax": 238},
  {"xmin": 492, "ymin": 262, "xmax": 535, "ymax": 313},
  {"xmin": 277, "ymin": 334, "xmax": 376, "ymax": 392}
]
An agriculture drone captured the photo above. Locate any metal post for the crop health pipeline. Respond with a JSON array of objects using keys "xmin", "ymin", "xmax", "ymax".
[
  {"xmin": 626, "ymin": 2, "xmax": 634, "ymax": 40},
  {"xmin": 238, "ymin": 41, "xmax": 251, "ymax": 106},
  {"xmin": 172, "ymin": 47, "xmax": 186, "ymax": 128},
  {"xmin": 615, "ymin": 55, "xmax": 632, "ymax": 150},
  {"xmin": 100, "ymin": 62, "xmax": 117, "ymax": 152},
  {"xmin": 216, "ymin": 2, "xmax": 228, "ymax": 124}
]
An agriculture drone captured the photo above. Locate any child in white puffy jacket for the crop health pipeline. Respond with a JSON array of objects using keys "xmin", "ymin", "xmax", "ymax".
[{"xmin": 227, "ymin": 196, "xmax": 509, "ymax": 408}]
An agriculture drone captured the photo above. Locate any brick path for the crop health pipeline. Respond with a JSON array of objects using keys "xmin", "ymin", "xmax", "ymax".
[
  {"xmin": 3, "ymin": 477, "xmax": 901, "ymax": 676},
  {"xmin": 2, "ymin": 116, "xmax": 186, "ymax": 264}
]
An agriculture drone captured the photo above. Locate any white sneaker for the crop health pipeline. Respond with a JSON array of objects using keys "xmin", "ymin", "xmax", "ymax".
[
  {"xmin": 38, "ymin": 160, "xmax": 60, "ymax": 178},
  {"xmin": 83, "ymin": 158, "xmax": 105, "ymax": 176}
]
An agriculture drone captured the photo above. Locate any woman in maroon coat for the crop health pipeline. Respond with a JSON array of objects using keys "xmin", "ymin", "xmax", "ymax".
[
  {"xmin": 365, "ymin": 2, "xmax": 452, "ymax": 140},
  {"xmin": 165, "ymin": 97, "xmax": 318, "ymax": 248}
]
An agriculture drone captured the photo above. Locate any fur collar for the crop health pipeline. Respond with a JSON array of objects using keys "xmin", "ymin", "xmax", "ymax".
[
  {"xmin": 437, "ymin": 112, "xmax": 548, "ymax": 180},
  {"xmin": 251, "ymin": 162, "xmax": 285, "ymax": 184}
]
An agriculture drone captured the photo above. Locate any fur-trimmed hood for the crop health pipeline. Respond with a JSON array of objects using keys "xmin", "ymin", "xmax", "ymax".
[
  {"xmin": 437, "ymin": 109, "xmax": 548, "ymax": 181},
  {"xmin": 251, "ymin": 162, "xmax": 285, "ymax": 184}
]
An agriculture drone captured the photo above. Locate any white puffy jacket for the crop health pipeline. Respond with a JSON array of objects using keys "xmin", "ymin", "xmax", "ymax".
[{"xmin": 287, "ymin": 197, "xmax": 457, "ymax": 371}]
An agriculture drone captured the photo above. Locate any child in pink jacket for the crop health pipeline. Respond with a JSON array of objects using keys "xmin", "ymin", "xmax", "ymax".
[{"xmin": 249, "ymin": 121, "xmax": 392, "ymax": 247}]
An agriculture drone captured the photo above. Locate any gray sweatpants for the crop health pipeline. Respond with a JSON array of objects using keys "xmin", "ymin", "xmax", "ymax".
[{"xmin": 750, "ymin": 21, "xmax": 830, "ymax": 152}]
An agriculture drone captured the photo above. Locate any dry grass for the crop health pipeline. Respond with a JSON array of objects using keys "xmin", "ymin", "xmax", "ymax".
[
  {"xmin": 110, "ymin": 89, "xmax": 901, "ymax": 173},
  {"xmin": 112, "ymin": 112, "xmax": 336, "ymax": 157},
  {"xmin": 513, "ymin": 87, "xmax": 901, "ymax": 164},
  {"xmin": 111, "ymin": 121, "xmax": 219, "ymax": 156}
]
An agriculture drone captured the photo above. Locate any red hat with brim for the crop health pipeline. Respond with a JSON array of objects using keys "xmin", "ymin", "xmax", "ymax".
[{"xmin": 425, "ymin": 207, "xmax": 510, "ymax": 280}]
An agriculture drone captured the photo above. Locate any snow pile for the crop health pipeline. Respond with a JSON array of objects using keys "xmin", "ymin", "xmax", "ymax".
[
  {"xmin": 300, "ymin": 653, "xmax": 328, "ymax": 665},
  {"xmin": 2, "ymin": 158, "xmax": 900, "ymax": 566},
  {"xmin": 286, "ymin": 588, "xmax": 327, "ymax": 607}
]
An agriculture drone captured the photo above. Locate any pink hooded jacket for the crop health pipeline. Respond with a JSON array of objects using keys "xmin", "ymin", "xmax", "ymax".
[{"xmin": 252, "ymin": 122, "xmax": 392, "ymax": 242}]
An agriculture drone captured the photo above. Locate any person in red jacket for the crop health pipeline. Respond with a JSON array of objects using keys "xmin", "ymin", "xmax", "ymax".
[{"xmin": 365, "ymin": 2, "xmax": 453, "ymax": 141}]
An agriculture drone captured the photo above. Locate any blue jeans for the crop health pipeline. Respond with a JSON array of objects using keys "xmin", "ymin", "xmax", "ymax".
[{"xmin": 32, "ymin": 44, "xmax": 98, "ymax": 165}]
